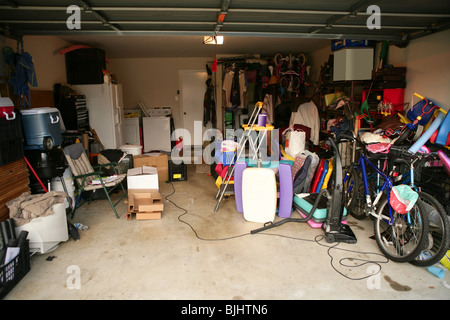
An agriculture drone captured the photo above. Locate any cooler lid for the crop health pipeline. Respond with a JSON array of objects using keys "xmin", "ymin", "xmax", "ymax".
[
  {"xmin": 21, "ymin": 107, "xmax": 59, "ymax": 115},
  {"xmin": 0, "ymin": 97, "xmax": 14, "ymax": 107}
]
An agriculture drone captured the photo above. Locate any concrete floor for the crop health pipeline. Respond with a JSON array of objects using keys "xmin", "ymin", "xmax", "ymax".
[{"xmin": 4, "ymin": 164, "xmax": 450, "ymax": 300}]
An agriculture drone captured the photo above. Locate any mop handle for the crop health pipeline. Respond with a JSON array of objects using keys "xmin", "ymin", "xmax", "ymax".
[{"xmin": 24, "ymin": 156, "xmax": 48, "ymax": 193}]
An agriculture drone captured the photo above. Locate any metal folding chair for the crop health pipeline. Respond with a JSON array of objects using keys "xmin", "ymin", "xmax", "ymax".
[{"xmin": 63, "ymin": 143, "xmax": 127, "ymax": 219}]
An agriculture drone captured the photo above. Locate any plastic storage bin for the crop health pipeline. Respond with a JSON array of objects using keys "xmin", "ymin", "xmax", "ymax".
[
  {"xmin": 21, "ymin": 107, "xmax": 62, "ymax": 150},
  {"xmin": 0, "ymin": 240, "xmax": 30, "ymax": 299},
  {"xmin": 169, "ymin": 161, "xmax": 187, "ymax": 181}
]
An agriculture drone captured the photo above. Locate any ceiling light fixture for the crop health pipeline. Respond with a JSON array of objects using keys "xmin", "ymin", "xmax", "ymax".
[{"xmin": 203, "ymin": 35, "xmax": 224, "ymax": 45}]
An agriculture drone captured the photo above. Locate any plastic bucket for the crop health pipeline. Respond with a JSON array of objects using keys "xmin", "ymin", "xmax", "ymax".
[
  {"xmin": 50, "ymin": 168, "xmax": 75, "ymax": 209},
  {"xmin": 119, "ymin": 144, "xmax": 142, "ymax": 156}
]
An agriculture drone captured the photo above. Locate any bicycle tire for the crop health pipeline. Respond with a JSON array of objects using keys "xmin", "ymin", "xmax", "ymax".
[
  {"xmin": 411, "ymin": 191, "xmax": 450, "ymax": 267},
  {"xmin": 373, "ymin": 197, "xmax": 429, "ymax": 262},
  {"xmin": 394, "ymin": 126, "xmax": 413, "ymax": 146},
  {"xmin": 344, "ymin": 167, "xmax": 366, "ymax": 220}
]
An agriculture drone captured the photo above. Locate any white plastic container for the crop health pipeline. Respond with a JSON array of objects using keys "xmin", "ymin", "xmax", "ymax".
[
  {"xmin": 119, "ymin": 144, "xmax": 142, "ymax": 156},
  {"xmin": 50, "ymin": 167, "xmax": 75, "ymax": 209},
  {"xmin": 15, "ymin": 203, "xmax": 69, "ymax": 254}
]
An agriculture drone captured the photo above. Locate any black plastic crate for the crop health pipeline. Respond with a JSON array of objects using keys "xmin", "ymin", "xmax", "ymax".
[
  {"xmin": 0, "ymin": 136, "xmax": 24, "ymax": 167},
  {"xmin": 65, "ymin": 48, "xmax": 106, "ymax": 85},
  {"xmin": 0, "ymin": 240, "xmax": 31, "ymax": 299},
  {"xmin": 169, "ymin": 161, "xmax": 187, "ymax": 181},
  {"xmin": 417, "ymin": 166, "xmax": 450, "ymax": 211}
]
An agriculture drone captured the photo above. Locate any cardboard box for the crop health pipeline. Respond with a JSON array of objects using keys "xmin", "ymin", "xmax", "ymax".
[
  {"xmin": 135, "ymin": 211, "xmax": 161, "ymax": 220},
  {"xmin": 126, "ymin": 189, "xmax": 164, "ymax": 220},
  {"xmin": 127, "ymin": 166, "xmax": 159, "ymax": 190},
  {"xmin": 133, "ymin": 153, "xmax": 169, "ymax": 182},
  {"xmin": 127, "ymin": 189, "xmax": 164, "ymax": 212}
]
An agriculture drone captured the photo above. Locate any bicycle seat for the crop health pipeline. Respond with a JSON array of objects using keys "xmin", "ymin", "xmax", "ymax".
[{"xmin": 364, "ymin": 143, "xmax": 390, "ymax": 160}]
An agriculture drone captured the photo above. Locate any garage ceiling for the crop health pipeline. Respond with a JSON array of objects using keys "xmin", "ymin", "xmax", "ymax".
[{"xmin": 1, "ymin": 0, "xmax": 450, "ymax": 58}]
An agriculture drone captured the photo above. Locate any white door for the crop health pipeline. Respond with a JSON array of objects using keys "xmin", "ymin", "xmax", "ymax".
[{"xmin": 180, "ymin": 70, "xmax": 209, "ymax": 147}]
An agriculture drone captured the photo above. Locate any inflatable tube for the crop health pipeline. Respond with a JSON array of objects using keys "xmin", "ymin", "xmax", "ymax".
[
  {"xmin": 437, "ymin": 150, "xmax": 450, "ymax": 176},
  {"xmin": 408, "ymin": 111, "xmax": 446, "ymax": 153},
  {"xmin": 436, "ymin": 111, "xmax": 450, "ymax": 146}
]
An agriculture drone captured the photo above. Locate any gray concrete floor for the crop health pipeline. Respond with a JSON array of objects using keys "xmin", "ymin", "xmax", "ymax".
[{"xmin": 4, "ymin": 165, "xmax": 450, "ymax": 300}]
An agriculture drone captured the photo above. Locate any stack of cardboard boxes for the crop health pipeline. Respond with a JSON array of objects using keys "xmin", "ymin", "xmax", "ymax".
[{"xmin": 126, "ymin": 165, "xmax": 165, "ymax": 220}]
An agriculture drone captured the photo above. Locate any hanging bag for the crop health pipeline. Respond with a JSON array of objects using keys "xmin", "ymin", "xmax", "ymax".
[
  {"xmin": 389, "ymin": 185, "xmax": 418, "ymax": 214},
  {"xmin": 283, "ymin": 127, "xmax": 306, "ymax": 158}
]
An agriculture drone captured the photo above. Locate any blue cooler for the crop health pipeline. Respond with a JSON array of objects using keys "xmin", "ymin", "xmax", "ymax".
[{"xmin": 21, "ymin": 107, "xmax": 62, "ymax": 150}]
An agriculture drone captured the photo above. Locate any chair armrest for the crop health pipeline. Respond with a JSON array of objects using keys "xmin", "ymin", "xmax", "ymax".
[
  {"xmin": 73, "ymin": 171, "xmax": 103, "ymax": 179},
  {"xmin": 72, "ymin": 171, "xmax": 103, "ymax": 188},
  {"xmin": 94, "ymin": 162, "xmax": 119, "ymax": 174}
]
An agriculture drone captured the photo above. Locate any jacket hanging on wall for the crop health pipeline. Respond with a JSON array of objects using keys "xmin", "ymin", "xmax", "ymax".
[
  {"xmin": 203, "ymin": 78, "xmax": 217, "ymax": 127},
  {"xmin": 4, "ymin": 40, "xmax": 38, "ymax": 108},
  {"xmin": 230, "ymin": 68, "xmax": 241, "ymax": 109}
]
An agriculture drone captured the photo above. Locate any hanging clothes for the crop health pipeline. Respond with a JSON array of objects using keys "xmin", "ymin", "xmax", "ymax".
[
  {"xmin": 289, "ymin": 101, "xmax": 320, "ymax": 145},
  {"xmin": 223, "ymin": 69, "xmax": 247, "ymax": 110},
  {"xmin": 4, "ymin": 41, "xmax": 38, "ymax": 109},
  {"xmin": 262, "ymin": 93, "xmax": 274, "ymax": 124},
  {"xmin": 203, "ymin": 78, "xmax": 217, "ymax": 127}
]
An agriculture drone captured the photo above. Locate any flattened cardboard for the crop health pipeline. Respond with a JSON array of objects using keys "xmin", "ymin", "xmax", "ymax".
[{"xmin": 133, "ymin": 153, "xmax": 169, "ymax": 182}]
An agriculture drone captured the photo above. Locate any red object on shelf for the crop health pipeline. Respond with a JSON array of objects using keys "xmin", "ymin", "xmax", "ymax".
[{"xmin": 362, "ymin": 88, "xmax": 405, "ymax": 113}]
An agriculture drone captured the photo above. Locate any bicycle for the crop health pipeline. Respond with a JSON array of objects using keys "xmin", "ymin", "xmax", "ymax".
[
  {"xmin": 341, "ymin": 134, "xmax": 430, "ymax": 262},
  {"xmin": 388, "ymin": 145, "xmax": 450, "ymax": 267}
]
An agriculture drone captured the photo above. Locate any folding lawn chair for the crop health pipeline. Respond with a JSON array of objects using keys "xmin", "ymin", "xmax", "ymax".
[{"xmin": 63, "ymin": 143, "xmax": 127, "ymax": 219}]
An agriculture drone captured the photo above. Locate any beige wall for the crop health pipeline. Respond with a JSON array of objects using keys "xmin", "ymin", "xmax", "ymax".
[
  {"xmin": 388, "ymin": 29, "xmax": 450, "ymax": 110},
  {"xmin": 108, "ymin": 57, "xmax": 210, "ymax": 130},
  {"xmin": 1, "ymin": 35, "xmax": 71, "ymax": 91}
]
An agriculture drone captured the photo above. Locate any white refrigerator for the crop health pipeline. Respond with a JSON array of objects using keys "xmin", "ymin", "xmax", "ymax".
[{"xmin": 73, "ymin": 83, "xmax": 124, "ymax": 150}]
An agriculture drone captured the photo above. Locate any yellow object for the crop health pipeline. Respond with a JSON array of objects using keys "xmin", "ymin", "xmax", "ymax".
[
  {"xmin": 215, "ymin": 175, "xmax": 234, "ymax": 189},
  {"xmin": 280, "ymin": 145, "xmax": 294, "ymax": 161},
  {"xmin": 242, "ymin": 124, "xmax": 274, "ymax": 131},
  {"xmin": 321, "ymin": 159, "xmax": 333, "ymax": 190},
  {"xmin": 414, "ymin": 92, "xmax": 424, "ymax": 100},
  {"xmin": 324, "ymin": 92, "xmax": 344, "ymax": 107},
  {"xmin": 441, "ymin": 250, "xmax": 450, "ymax": 271},
  {"xmin": 398, "ymin": 113, "xmax": 410, "ymax": 124}
]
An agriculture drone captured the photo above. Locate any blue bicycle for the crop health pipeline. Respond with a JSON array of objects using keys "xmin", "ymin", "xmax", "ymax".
[{"xmin": 341, "ymin": 134, "xmax": 430, "ymax": 262}]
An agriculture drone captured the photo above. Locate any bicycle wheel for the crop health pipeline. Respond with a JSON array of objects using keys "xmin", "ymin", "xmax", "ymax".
[
  {"xmin": 344, "ymin": 167, "xmax": 366, "ymax": 220},
  {"xmin": 373, "ymin": 197, "xmax": 429, "ymax": 262},
  {"xmin": 411, "ymin": 191, "xmax": 450, "ymax": 267}
]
